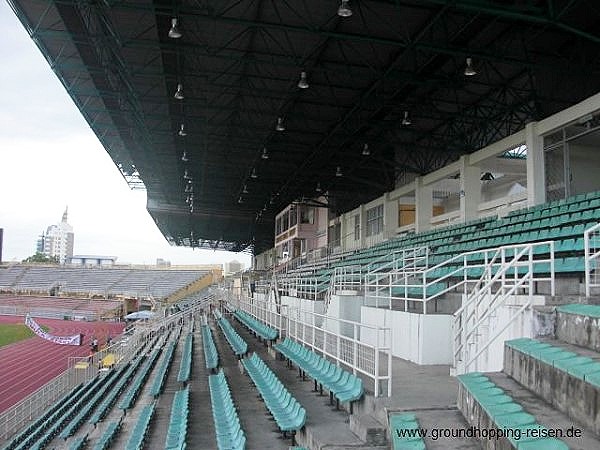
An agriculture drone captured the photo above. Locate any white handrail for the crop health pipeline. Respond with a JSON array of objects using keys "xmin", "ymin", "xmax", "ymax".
[
  {"xmin": 365, "ymin": 241, "xmax": 555, "ymax": 313},
  {"xmin": 452, "ymin": 241, "xmax": 554, "ymax": 374},
  {"xmin": 584, "ymin": 222, "xmax": 600, "ymax": 297},
  {"xmin": 234, "ymin": 294, "xmax": 393, "ymax": 397}
]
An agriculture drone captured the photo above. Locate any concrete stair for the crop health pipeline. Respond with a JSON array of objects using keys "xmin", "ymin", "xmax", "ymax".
[{"xmin": 457, "ymin": 303, "xmax": 600, "ymax": 449}]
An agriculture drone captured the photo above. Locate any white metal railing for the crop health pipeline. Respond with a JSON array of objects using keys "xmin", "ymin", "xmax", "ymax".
[
  {"xmin": 234, "ymin": 295, "xmax": 392, "ymax": 397},
  {"xmin": 322, "ymin": 265, "xmax": 363, "ymax": 316},
  {"xmin": 286, "ymin": 303, "xmax": 392, "ymax": 397},
  {"xmin": 332, "ymin": 265, "xmax": 363, "ymax": 291},
  {"xmin": 363, "ymin": 246, "xmax": 430, "ymax": 309},
  {"xmin": 366, "ymin": 245, "xmax": 429, "ymax": 277},
  {"xmin": 295, "ymin": 276, "xmax": 327, "ymax": 300},
  {"xmin": 365, "ymin": 241, "xmax": 555, "ymax": 313},
  {"xmin": 585, "ymin": 223, "xmax": 600, "ymax": 297},
  {"xmin": 236, "ymin": 296, "xmax": 287, "ymax": 340},
  {"xmin": 452, "ymin": 242, "xmax": 555, "ymax": 375}
]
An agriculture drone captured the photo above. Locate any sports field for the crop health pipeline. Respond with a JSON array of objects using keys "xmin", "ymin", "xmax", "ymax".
[{"xmin": 0, "ymin": 323, "xmax": 35, "ymax": 348}]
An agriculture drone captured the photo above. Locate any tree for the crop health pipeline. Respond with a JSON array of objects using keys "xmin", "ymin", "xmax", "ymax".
[{"xmin": 22, "ymin": 252, "xmax": 59, "ymax": 264}]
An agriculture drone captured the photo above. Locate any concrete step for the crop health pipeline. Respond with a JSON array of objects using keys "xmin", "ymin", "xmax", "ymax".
[
  {"xmin": 349, "ymin": 414, "xmax": 387, "ymax": 446},
  {"xmin": 504, "ymin": 337, "xmax": 600, "ymax": 436},
  {"xmin": 556, "ymin": 303, "xmax": 600, "ymax": 352},
  {"xmin": 460, "ymin": 371, "xmax": 600, "ymax": 450}
]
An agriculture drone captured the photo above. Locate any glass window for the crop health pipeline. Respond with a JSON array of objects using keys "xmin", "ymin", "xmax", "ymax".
[
  {"xmin": 354, "ymin": 215, "xmax": 360, "ymax": 240},
  {"xmin": 366, "ymin": 204, "xmax": 384, "ymax": 237},
  {"xmin": 282, "ymin": 211, "xmax": 289, "ymax": 231},
  {"xmin": 300, "ymin": 206, "xmax": 315, "ymax": 224},
  {"xmin": 290, "ymin": 206, "xmax": 298, "ymax": 227}
]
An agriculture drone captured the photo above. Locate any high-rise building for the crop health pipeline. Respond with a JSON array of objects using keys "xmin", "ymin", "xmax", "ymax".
[{"xmin": 39, "ymin": 207, "xmax": 74, "ymax": 264}]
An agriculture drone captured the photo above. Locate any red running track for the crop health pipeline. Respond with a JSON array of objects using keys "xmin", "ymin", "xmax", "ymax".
[{"xmin": 0, "ymin": 315, "xmax": 124, "ymax": 413}]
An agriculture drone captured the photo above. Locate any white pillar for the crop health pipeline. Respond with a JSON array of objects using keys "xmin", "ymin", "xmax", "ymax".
[
  {"xmin": 459, "ymin": 155, "xmax": 481, "ymax": 222},
  {"xmin": 383, "ymin": 192, "xmax": 398, "ymax": 239},
  {"xmin": 415, "ymin": 177, "xmax": 433, "ymax": 233},
  {"xmin": 526, "ymin": 122, "xmax": 545, "ymax": 206},
  {"xmin": 340, "ymin": 213, "xmax": 347, "ymax": 251},
  {"xmin": 359, "ymin": 205, "xmax": 367, "ymax": 249}
]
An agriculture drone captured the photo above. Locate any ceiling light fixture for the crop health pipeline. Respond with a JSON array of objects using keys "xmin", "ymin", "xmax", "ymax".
[
  {"xmin": 275, "ymin": 117, "xmax": 285, "ymax": 132},
  {"xmin": 251, "ymin": 168, "xmax": 258, "ymax": 179},
  {"xmin": 261, "ymin": 147, "xmax": 269, "ymax": 160},
  {"xmin": 298, "ymin": 71, "xmax": 309, "ymax": 89},
  {"xmin": 464, "ymin": 57, "xmax": 477, "ymax": 76},
  {"xmin": 242, "ymin": 184, "xmax": 248, "ymax": 194},
  {"xmin": 336, "ymin": 166, "xmax": 343, "ymax": 177},
  {"xmin": 337, "ymin": 0, "xmax": 352, "ymax": 17},
  {"xmin": 174, "ymin": 83, "xmax": 184, "ymax": 100},
  {"xmin": 168, "ymin": 18, "xmax": 182, "ymax": 39},
  {"xmin": 238, "ymin": 197, "xmax": 243, "ymax": 204},
  {"xmin": 178, "ymin": 124, "xmax": 187, "ymax": 136},
  {"xmin": 401, "ymin": 111, "xmax": 411, "ymax": 126},
  {"xmin": 362, "ymin": 143, "xmax": 370, "ymax": 156},
  {"xmin": 183, "ymin": 169, "xmax": 190, "ymax": 180},
  {"xmin": 480, "ymin": 172, "xmax": 495, "ymax": 181},
  {"xmin": 181, "ymin": 150, "xmax": 188, "ymax": 162}
]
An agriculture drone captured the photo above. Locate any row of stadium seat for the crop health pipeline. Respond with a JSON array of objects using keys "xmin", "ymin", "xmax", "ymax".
[
  {"xmin": 149, "ymin": 340, "xmax": 177, "ymax": 397},
  {"xmin": 125, "ymin": 403, "xmax": 155, "ymax": 450},
  {"xmin": 177, "ymin": 333, "xmax": 194, "ymax": 382},
  {"xmin": 457, "ymin": 372, "xmax": 567, "ymax": 449},
  {"xmin": 233, "ymin": 310, "xmax": 278, "ymax": 341},
  {"xmin": 506, "ymin": 338, "xmax": 600, "ymax": 385},
  {"xmin": 3, "ymin": 382, "xmax": 86, "ymax": 450},
  {"xmin": 165, "ymin": 387, "xmax": 189, "ymax": 450},
  {"xmin": 201, "ymin": 324, "xmax": 219, "ymax": 370},
  {"xmin": 216, "ymin": 316, "xmax": 248, "ymax": 357},
  {"xmin": 17, "ymin": 368, "xmax": 123, "ymax": 450},
  {"xmin": 242, "ymin": 353, "xmax": 306, "ymax": 437},
  {"xmin": 389, "ymin": 413, "xmax": 426, "ymax": 450},
  {"xmin": 61, "ymin": 363, "xmax": 130, "ymax": 439},
  {"xmin": 68, "ymin": 433, "xmax": 88, "ymax": 450},
  {"xmin": 92, "ymin": 419, "xmax": 120, "ymax": 450},
  {"xmin": 208, "ymin": 370, "xmax": 246, "ymax": 450},
  {"xmin": 90, "ymin": 358, "xmax": 141, "ymax": 425},
  {"xmin": 283, "ymin": 190, "xmax": 600, "ymax": 292},
  {"xmin": 275, "ymin": 338, "xmax": 364, "ymax": 412},
  {"xmin": 119, "ymin": 347, "xmax": 162, "ymax": 410}
]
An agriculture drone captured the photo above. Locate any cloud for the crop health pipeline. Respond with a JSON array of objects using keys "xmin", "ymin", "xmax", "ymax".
[{"xmin": 0, "ymin": 2, "xmax": 250, "ymax": 268}]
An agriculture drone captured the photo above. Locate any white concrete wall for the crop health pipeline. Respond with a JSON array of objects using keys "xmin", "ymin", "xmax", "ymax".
[{"xmin": 360, "ymin": 306, "xmax": 453, "ymax": 365}]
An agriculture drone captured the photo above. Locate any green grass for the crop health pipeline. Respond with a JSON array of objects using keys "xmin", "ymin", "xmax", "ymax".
[{"xmin": 0, "ymin": 323, "xmax": 36, "ymax": 348}]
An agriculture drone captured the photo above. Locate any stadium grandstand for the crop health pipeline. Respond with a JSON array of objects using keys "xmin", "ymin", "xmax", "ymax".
[
  {"xmin": 0, "ymin": 265, "xmax": 218, "ymax": 304},
  {"xmin": 4, "ymin": 0, "xmax": 600, "ymax": 449}
]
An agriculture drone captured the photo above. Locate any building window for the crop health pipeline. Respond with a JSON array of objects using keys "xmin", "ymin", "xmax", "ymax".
[
  {"xmin": 290, "ymin": 206, "xmax": 298, "ymax": 227},
  {"xmin": 300, "ymin": 206, "xmax": 314, "ymax": 224},
  {"xmin": 354, "ymin": 215, "xmax": 360, "ymax": 240},
  {"xmin": 282, "ymin": 211, "xmax": 289, "ymax": 231},
  {"xmin": 366, "ymin": 204, "xmax": 384, "ymax": 237}
]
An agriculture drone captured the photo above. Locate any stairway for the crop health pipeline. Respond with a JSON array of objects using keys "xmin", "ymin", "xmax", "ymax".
[
  {"xmin": 456, "ymin": 303, "xmax": 600, "ymax": 449},
  {"xmin": 211, "ymin": 313, "xmax": 289, "ymax": 449}
]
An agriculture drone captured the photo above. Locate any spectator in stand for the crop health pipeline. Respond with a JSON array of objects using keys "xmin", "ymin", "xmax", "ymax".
[
  {"xmin": 106, "ymin": 335, "xmax": 112, "ymax": 347},
  {"xmin": 91, "ymin": 337, "xmax": 98, "ymax": 353}
]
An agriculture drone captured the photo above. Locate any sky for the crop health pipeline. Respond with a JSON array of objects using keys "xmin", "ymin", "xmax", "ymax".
[{"xmin": 0, "ymin": 2, "xmax": 251, "ymax": 268}]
